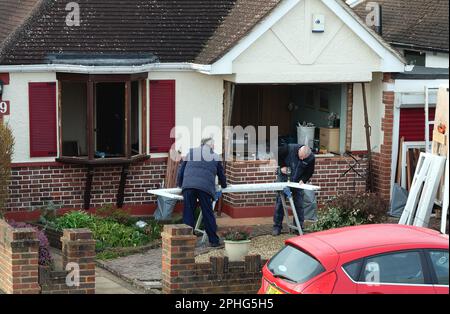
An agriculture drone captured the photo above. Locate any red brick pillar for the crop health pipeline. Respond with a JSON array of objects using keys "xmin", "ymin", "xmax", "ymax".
[
  {"xmin": 61, "ymin": 229, "xmax": 96, "ymax": 294},
  {"xmin": 161, "ymin": 224, "xmax": 196, "ymax": 294},
  {"xmin": 0, "ymin": 219, "xmax": 40, "ymax": 294},
  {"xmin": 375, "ymin": 73, "xmax": 395, "ymax": 200}
]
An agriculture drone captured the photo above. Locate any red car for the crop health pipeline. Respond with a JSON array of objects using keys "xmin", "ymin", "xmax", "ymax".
[{"xmin": 259, "ymin": 224, "xmax": 449, "ymax": 294}]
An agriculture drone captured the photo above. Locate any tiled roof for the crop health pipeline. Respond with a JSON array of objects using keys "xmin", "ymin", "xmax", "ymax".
[
  {"xmin": 351, "ymin": 0, "xmax": 449, "ymax": 52},
  {"xmin": 0, "ymin": 0, "xmax": 238, "ymax": 65},
  {"xmin": 0, "ymin": 0, "xmax": 41, "ymax": 47},
  {"xmin": 195, "ymin": 0, "xmax": 281, "ymax": 64},
  {"xmin": 0, "ymin": 0, "xmax": 445, "ymax": 66}
]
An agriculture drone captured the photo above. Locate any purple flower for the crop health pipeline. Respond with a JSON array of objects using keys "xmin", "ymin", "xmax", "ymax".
[{"xmin": 8, "ymin": 220, "xmax": 54, "ymax": 267}]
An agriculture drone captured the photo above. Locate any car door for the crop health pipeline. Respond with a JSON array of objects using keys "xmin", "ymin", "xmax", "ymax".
[
  {"xmin": 356, "ymin": 250, "xmax": 435, "ymax": 294},
  {"xmin": 426, "ymin": 250, "xmax": 449, "ymax": 294}
]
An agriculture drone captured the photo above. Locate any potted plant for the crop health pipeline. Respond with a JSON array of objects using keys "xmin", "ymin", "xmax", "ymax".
[{"xmin": 222, "ymin": 227, "xmax": 252, "ymax": 262}]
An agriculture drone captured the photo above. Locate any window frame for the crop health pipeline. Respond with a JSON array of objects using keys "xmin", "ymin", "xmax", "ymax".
[
  {"xmin": 341, "ymin": 249, "xmax": 434, "ymax": 287},
  {"xmin": 56, "ymin": 73, "xmax": 149, "ymax": 165}
]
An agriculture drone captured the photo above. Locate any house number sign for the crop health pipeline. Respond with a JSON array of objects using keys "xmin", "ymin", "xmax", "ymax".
[{"xmin": 0, "ymin": 100, "xmax": 10, "ymax": 116}]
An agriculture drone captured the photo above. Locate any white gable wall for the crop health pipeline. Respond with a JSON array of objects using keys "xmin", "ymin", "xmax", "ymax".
[{"xmin": 230, "ymin": 0, "xmax": 382, "ymax": 83}]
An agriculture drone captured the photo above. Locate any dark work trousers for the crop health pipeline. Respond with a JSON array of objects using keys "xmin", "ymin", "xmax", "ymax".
[
  {"xmin": 273, "ymin": 174, "xmax": 305, "ymax": 231},
  {"xmin": 182, "ymin": 189, "xmax": 220, "ymax": 245}
]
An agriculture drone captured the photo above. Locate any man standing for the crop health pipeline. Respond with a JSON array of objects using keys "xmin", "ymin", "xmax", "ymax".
[
  {"xmin": 177, "ymin": 138, "xmax": 227, "ymax": 247},
  {"xmin": 273, "ymin": 144, "xmax": 315, "ymax": 236}
]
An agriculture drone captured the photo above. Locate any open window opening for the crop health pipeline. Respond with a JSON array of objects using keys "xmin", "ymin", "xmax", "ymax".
[
  {"xmin": 230, "ymin": 84, "xmax": 346, "ymax": 160},
  {"xmin": 58, "ymin": 73, "xmax": 147, "ymax": 165}
]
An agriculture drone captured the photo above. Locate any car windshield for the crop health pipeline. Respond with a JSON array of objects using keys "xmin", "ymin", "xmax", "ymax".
[{"xmin": 267, "ymin": 245, "xmax": 325, "ymax": 284}]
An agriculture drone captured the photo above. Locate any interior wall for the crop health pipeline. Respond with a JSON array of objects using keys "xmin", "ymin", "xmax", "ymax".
[
  {"xmin": 61, "ymin": 82, "xmax": 87, "ymax": 156},
  {"xmin": 232, "ymin": 84, "xmax": 344, "ymax": 147},
  {"xmin": 231, "ymin": 85, "xmax": 291, "ymax": 137},
  {"xmin": 291, "ymin": 84, "xmax": 343, "ymax": 128}
]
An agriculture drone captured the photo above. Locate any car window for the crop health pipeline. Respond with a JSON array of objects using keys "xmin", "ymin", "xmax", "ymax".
[
  {"xmin": 362, "ymin": 251, "xmax": 425, "ymax": 285},
  {"xmin": 267, "ymin": 245, "xmax": 325, "ymax": 284},
  {"xmin": 343, "ymin": 259, "xmax": 363, "ymax": 281},
  {"xmin": 428, "ymin": 250, "xmax": 449, "ymax": 285}
]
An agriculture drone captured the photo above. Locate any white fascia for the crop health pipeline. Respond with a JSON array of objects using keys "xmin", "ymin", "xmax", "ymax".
[
  {"xmin": 210, "ymin": 0, "xmax": 301, "ymax": 75},
  {"xmin": 322, "ymin": 0, "xmax": 406, "ymax": 72},
  {"xmin": 0, "ymin": 63, "xmax": 212, "ymax": 74}
]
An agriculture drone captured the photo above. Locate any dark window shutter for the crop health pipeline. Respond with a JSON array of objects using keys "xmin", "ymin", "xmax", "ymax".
[
  {"xmin": 150, "ymin": 80, "xmax": 175, "ymax": 153},
  {"xmin": 29, "ymin": 82, "xmax": 57, "ymax": 157}
]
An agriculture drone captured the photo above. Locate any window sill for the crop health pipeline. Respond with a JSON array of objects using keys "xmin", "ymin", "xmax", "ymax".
[{"xmin": 56, "ymin": 154, "xmax": 150, "ymax": 166}]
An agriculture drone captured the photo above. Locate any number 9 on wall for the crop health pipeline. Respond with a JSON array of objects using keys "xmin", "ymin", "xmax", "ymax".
[{"xmin": 0, "ymin": 100, "xmax": 9, "ymax": 116}]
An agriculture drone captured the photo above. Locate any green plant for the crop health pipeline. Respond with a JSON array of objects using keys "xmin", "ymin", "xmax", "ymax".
[
  {"xmin": 96, "ymin": 204, "xmax": 132, "ymax": 225},
  {"xmin": 50, "ymin": 210, "xmax": 162, "ymax": 253},
  {"xmin": 221, "ymin": 227, "xmax": 252, "ymax": 241},
  {"xmin": 38, "ymin": 201, "xmax": 61, "ymax": 226},
  {"xmin": 310, "ymin": 192, "xmax": 388, "ymax": 232},
  {"xmin": 0, "ymin": 122, "xmax": 14, "ymax": 217}
]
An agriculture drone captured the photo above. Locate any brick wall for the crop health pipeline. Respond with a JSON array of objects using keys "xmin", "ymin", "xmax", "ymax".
[
  {"xmin": 0, "ymin": 219, "xmax": 95, "ymax": 294},
  {"xmin": 40, "ymin": 229, "xmax": 96, "ymax": 294},
  {"xmin": 372, "ymin": 73, "xmax": 395, "ymax": 201},
  {"xmin": 0, "ymin": 219, "xmax": 41, "ymax": 294},
  {"xmin": 6, "ymin": 159, "xmax": 167, "ymax": 212},
  {"xmin": 162, "ymin": 224, "xmax": 264, "ymax": 294},
  {"xmin": 223, "ymin": 156, "xmax": 367, "ymax": 211},
  {"xmin": 224, "ymin": 160, "xmax": 278, "ymax": 208}
]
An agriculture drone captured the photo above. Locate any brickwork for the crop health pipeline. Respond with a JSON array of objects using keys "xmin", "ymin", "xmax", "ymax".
[
  {"xmin": 0, "ymin": 219, "xmax": 41, "ymax": 294},
  {"xmin": 0, "ymin": 220, "xmax": 95, "ymax": 294},
  {"xmin": 162, "ymin": 225, "xmax": 264, "ymax": 294},
  {"xmin": 6, "ymin": 159, "xmax": 167, "ymax": 212},
  {"xmin": 372, "ymin": 73, "xmax": 395, "ymax": 201},
  {"xmin": 223, "ymin": 157, "xmax": 367, "ymax": 210},
  {"xmin": 40, "ymin": 228, "xmax": 96, "ymax": 294}
]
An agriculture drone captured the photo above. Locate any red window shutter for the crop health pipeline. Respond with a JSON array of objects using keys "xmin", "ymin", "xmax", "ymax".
[
  {"xmin": 399, "ymin": 108, "xmax": 436, "ymax": 142},
  {"xmin": 29, "ymin": 82, "xmax": 57, "ymax": 157},
  {"xmin": 150, "ymin": 80, "xmax": 175, "ymax": 153}
]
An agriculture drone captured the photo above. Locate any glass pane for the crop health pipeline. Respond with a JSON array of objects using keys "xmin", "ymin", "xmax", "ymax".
[
  {"xmin": 95, "ymin": 82, "xmax": 125, "ymax": 158},
  {"xmin": 61, "ymin": 82, "xmax": 88, "ymax": 157},
  {"xmin": 429, "ymin": 251, "xmax": 449, "ymax": 285},
  {"xmin": 267, "ymin": 245, "xmax": 325, "ymax": 284},
  {"xmin": 363, "ymin": 251, "xmax": 425, "ymax": 285},
  {"xmin": 343, "ymin": 259, "xmax": 363, "ymax": 281}
]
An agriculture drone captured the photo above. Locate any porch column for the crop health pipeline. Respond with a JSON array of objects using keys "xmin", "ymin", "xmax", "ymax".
[{"xmin": 374, "ymin": 73, "xmax": 395, "ymax": 200}]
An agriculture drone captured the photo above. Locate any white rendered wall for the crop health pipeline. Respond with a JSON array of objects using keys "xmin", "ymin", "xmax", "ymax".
[{"xmin": 3, "ymin": 72, "xmax": 58, "ymax": 163}]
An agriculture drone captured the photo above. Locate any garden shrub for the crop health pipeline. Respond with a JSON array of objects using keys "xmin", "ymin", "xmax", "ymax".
[
  {"xmin": 9, "ymin": 221, "xmax": 53, "ymax": 267},
  {"xmin": 51, "ymin": 211, "xmax": 161, "ymax": 252},
  {"xmin": 0, "ymin": 123, "xmax": 14, "ymax": 217},
  {"xmin": 96, "ymin": 204, "xmax": 132, "ymax": 225},
  {"xmin": 310, "ymin": 193, "xmax": 388, "ymax": 232}
]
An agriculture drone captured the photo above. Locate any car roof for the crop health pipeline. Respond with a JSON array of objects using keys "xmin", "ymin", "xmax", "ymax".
[{"xmin": 287, "ymin": 224, "xmax": 448, "ymax": 255}]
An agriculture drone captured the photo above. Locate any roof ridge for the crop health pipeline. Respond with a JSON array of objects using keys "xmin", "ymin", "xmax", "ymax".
[{"xmin": 0, "ymin": 0, "xmax": 52, "ymax": 62}]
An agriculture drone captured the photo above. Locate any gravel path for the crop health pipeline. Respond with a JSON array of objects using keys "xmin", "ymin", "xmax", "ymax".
[{"xmin": 195, "ymin": 234, "xmax": 295, "ymax": 263}]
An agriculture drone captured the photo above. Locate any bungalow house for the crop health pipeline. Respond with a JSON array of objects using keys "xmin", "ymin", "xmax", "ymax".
[{"xmin": 0, "ymin": 0, "xmax": 442, "ymax": 219}]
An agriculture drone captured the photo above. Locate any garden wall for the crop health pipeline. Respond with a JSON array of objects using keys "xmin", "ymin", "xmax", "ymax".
[
  {"xmin": 162, "ymin": 225, "xmax": 265, "ymax": 294},
  {"xmin": 0, "ymin": 219, "xmax": 95, "ymax": 294}
]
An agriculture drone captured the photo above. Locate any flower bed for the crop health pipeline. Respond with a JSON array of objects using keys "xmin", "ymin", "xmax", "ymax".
[{"xmin": 36, "ymin": 208, "xmax": 164, "ymax": 260}]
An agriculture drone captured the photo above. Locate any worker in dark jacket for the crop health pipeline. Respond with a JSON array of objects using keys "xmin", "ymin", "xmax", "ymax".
[
  {"xmin": 273, "ymin": 144, "xmax": 315, "ymax": 236},
  {"xmin": 177, "ymin": 138, "xmax": 227, "ymax": 247}
]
